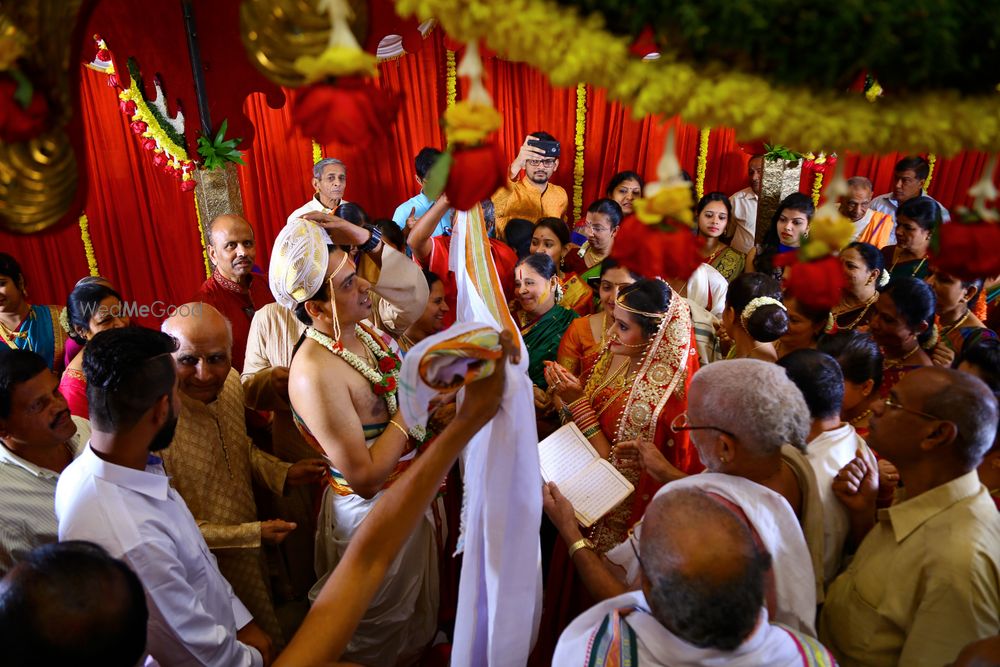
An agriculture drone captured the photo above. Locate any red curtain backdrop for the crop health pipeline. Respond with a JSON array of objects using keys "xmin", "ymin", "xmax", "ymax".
[{"xmin": 4, "ymin": 27, "xmax": 999, "ymax": 310}]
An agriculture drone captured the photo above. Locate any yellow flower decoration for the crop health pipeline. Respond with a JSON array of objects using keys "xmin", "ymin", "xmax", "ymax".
[
  {"xmin": 293, "ymin": 47, "xmax": 377, "ymax": 82},
  {"xmin": 393, "ymin": 0, "xmax": 1000, "ymax": 155},
  {"xmin": 801, "ymin": 210, "xmax": 854, "ymax": 261},
  {"xmin": 695, "ymin": 127, "xmax": 710, "ymax": 201},
  {"xmin": 633, "ymin": 183, "xmax": 694, "ymax": 228},
  {"xmin": 444, "ymin": 100, "xmax": 502, "ymax": 145},
  {"xmin": 0, "ymin": 35, "xmax": 24, "ymax": 71},
  {"xmin": 573, "ymin": 83, "xmax": 586, "ymax": 221},
  {"xmin": 78, "ymin": 213, "xmax": 100, "ymax": 277},
  {"xmin": 445, "ymin": 49, "xmax": 457, "ymax": 108}
]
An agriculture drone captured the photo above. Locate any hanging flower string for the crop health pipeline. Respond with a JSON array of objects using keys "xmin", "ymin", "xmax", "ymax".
[
  {"xmin": 312, "ymin": 140, "xmax": 323, "ymax": 164},
  {"xmin": 307, "ymin": 326, "xmax": 402, "ymax": 412},
  {"xmin": 925, "ymin": 153, "xmax": 937, "ymax": 190},
  {"xmin": 445, "ymin": 49, "xmax": 457, "ymax": 108},
  {"xmin": 78, "ymin": 213, "xmax": 100, "ymax": 277},
  {"xmin": 573, "ymin": 83, "xmax": 586, "ymax": 221},
  {"xmin": 932, "ymin": 156, "xmax": 1000, "ymax": 281},
  {"xmin": 93, "ymin": 37, "xmax": 197, "ymax": 191},
  {"xmin": 695, "ymin": 127, "xmax": 710, "ymax": 201},
  {"xmin": 194, "ymin": 197, "xmax": 212, "ymax": 278},
  {"xmin": 293, "ymin": 0, "xmax": 377, "ymax": 81}
]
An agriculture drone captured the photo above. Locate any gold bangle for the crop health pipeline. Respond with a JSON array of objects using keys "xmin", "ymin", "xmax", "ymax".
[
  {"xmin": 387, "ymin": 419, "xmax": 409, "ymax": 439},
  {"xmin": 567, "ymin": 538, "xmax": 594, "ymax": 559}
]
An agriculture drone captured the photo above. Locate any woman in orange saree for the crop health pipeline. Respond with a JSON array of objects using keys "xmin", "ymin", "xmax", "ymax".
[{"xmin": 532, "ymin": 279, "xmax": 702, "ymax": 663}]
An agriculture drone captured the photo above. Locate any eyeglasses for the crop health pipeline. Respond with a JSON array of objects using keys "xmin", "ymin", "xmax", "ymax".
[
  {"xmin": 883, "ymin": 396, "xmax": 941, "ymax": 421},
  {"xmin": 670, "ymin": 412, "xmax": 736, "ymax": 438},
  {"xmin": 580, "ymin": 222, "xmax": 610, "ymax": 234},
  {"xmin": 525, "ymin": 158, "xmax": 557, "ymax": 167}
]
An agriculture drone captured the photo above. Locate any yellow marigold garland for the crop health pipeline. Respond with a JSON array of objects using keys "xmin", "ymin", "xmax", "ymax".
[
  {"xmin": 193, "ymin": 197, "xmax": 212, "ymax": 278},
  {"xmin": 811, "ymin": 172, "xmax": 824, "ymax": 207},
  {"xmin": 312, "ymin": 139, "xmax": 323, "ymax": 164},
  {"xmin": 925, "ymin": 153, "xmax": 937, "ymax": 190},
  {"xmin": 392, "ymin": 0, "xmax": 1000, "ymax": 155},
  {"xmin": 695, "ymin": 127, "xmax": 710, "ymax": 201},
  {"xmin": 445, "ymin": 49, "xmax": 457, "ymax": 108},
  {"xmin": 77, "ymin": 213, "xmax": 99, "ymax": 277},
  {"xmin": 573, "ymin": 83, "xmax": 586, "ymax": 221}
]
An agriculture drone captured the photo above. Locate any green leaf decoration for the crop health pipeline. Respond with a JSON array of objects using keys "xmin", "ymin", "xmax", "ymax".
[
  {"xmin": 10, "ymin": 69, "xmax": 33, "ymax": 108},
  {"xmin": 422, "ymin": 149, "xmax": 454, "ymax": 200},
  {"xmin": 196, "ymin": 118, "xmax": 245, "ymax": 171},
  {"xmin": 763, "ymin": 143, "xmax": 804, "ymax": 162}
]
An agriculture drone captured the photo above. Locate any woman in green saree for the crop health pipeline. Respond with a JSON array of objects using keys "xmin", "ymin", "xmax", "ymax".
[{"xmin": 512, "ymin": 253, "xmax": 578, "ymax": 423}]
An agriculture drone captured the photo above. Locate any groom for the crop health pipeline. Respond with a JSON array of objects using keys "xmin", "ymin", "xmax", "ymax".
[{"xmin": 270, "ymin": 218, "xmax": 438, "ymax": 666}]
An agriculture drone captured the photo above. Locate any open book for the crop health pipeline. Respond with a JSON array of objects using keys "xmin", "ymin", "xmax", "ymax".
[{"xmin": 538, "ymin": 423, "xmax": 635, "ymax": 528}]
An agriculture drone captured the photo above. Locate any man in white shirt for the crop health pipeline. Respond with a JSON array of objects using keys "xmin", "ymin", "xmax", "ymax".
[
  {"xmin": 554, "ymin": 488, "xmax": 837, "ymax": 666},
  {"xmin": 778, "ymin": 349, "xmax": 868, "ymax": 586},
  {"xmin": 392, "ymin": 147, "xmax": 452, "ymax": 237},
  {"xmin": 55, "ymin": 327, "xmax": 273, "ymax": 666},
  {"xmin": 869, "ymin": 155, "xmax": 950, "ymax": 245},
  {"xmin": 0, "ymin": 349, "xmax": 90, "ymax": 575},
  {"xmin": 286, "ymin": 158, "xmax": 347, "ymax": 225},
  {"xmin": 728, "ymin": 154, "xmax": 763, "ymax": 254}
]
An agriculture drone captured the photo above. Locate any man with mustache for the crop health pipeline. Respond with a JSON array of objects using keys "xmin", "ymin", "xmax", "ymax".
[
  {"xmin": 56, "ymin": 327, "xmax": 274, "ymax": 666},
  {"xmin": 159, "ymin": 303, "xmax": 326, "ymax": 646},
  {"xmin": 0, "ymin": 349, "xmax": 91, "ymax": 575},
  {"xmin": 196, "ymin": 214, "xmax": 275, "ymax": 371},
  {"xmin": 286, "ymin": 158, "xmax": 348, "ymax": 227}
]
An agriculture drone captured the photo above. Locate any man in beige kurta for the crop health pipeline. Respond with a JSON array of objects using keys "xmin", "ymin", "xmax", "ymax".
[
  {"xmin": 161, "ymin": 304, "xmax": 326, "ymax": 646},
  {"xmin": 242, "ymin": 241, "xmax": 429, "ymax": 599}
]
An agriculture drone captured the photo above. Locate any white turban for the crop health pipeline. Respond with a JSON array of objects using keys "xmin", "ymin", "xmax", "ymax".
[{"xmin": 269, "ymin": 218, "xmax": 330, "ymax": 310}]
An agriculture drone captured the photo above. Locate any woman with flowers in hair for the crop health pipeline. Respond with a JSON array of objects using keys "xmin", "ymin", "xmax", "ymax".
[
  {"xmin": 869, "ymin": 276, "xmax": 936, "ymax": 397},
  {"xmin": 530, "ymin": 217, "xmax": 594, "ymax": 315},
  {"xmin": 721, "ymin": 273, "xmax": 789, "ymax": 362},
  {"xmin": 834, "ymin": 242, "xmax": 888, "ymax": 331},
  {"xmin": 536, "ymin": 278, "xmax": 702, "ymax": 660}
]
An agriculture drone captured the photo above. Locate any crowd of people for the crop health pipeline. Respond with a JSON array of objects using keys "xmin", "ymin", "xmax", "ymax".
[{"xmin": 0, "ymin": 133, "xmax": 998, "ymax": 667}]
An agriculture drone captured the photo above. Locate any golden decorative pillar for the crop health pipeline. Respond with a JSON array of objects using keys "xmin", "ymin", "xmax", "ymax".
[
  {"xmin": 755, "ymin": 157, "xmax": 803, "ymax": 245},
  {"xmin": 193, "ymin": 163, "xmax": 244, "ymax": 273}
]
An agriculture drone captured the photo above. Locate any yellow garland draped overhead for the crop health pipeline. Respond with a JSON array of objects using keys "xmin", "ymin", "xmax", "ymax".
[
  {"xmin": 573, "ymin": 83, "xmax": 586, "ymax": 221},
  {"xmin": 392, "ymin": 0, "xmax": 1000, "ymax": 156},
  {"xmin": 695, "ymin": 127, "xmax": 709, "ymax": 201},
  {"xmin": 77, "ymin": 213, "xmax": 99, "ymax": 277}
]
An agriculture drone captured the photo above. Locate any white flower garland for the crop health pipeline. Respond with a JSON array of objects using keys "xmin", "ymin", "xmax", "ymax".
[{"xmin": 306, "ymin": 325, "xmax": 400, "ymax": 415}]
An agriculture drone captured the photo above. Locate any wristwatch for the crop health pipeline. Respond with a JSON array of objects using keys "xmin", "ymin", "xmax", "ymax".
[
  {"xmin": 357, "ymin": 223, "xmax": 383, "ymax": 254},
  {"xmin": 567, "ymin": 537, "xmax": 595, "ymax": 559}
]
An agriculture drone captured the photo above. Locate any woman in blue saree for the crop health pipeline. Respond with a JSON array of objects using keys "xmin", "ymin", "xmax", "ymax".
[{"xmin": 0, "ymin": 253, "xmax": 67, "ymax": 370}]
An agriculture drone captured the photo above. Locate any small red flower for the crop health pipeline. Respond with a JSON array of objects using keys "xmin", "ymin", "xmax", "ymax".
[
  {"xmin": 130, "ymin": 120, "xmax": 147, "ymax": 134},
  {"xmin": 383, "ymin": 376, "xmax": 397, "ymax": 393},
  {"xmin": 445, "ymin": 143, "xmax": 507, "ymax": 212},
  {"xmin": 378, "ymin": 356, "xmax": 399, "ymax": 373},
  {"xmin": 782, "ymin": 256, "xmax": 845, "ymax": 310},
  {"xmin": 180, "ymin": 180, "xmax": 196, "ymax": 192},
  {"xmin": 120, "ymin": 99, "xmax": 137, "ymax": 116},
  {"xmin": 96, "ymin": 48, "xmax": 112, "ymax": 62},
  {"xmin": 106, "ymin": 74, "xmax": 119, "ymax": 88},
  {"xmin": 0, "ymin": 77, "xmax": 49, "ymax": 143},
  {"xmin": 141, "ymin": 138, "xmax": 157, "ymax": 151},
  {"xmin": 152, "ymin": 152, "xmax": 168, "ymax": 168}
]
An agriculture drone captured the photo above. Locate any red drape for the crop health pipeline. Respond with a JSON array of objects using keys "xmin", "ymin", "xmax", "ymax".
[{"xmin": 5, "ymin": 28, "xmax": 999, "ymax": 309}]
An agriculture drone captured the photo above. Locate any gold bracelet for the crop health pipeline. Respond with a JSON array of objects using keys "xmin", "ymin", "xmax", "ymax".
[
  {"xmin": 567, "ymin": 537, "xmax": 595, "ymax": 559},
  {"xmin": 387, "ymin": 419, "xmax": 409, "ymax": 439}
]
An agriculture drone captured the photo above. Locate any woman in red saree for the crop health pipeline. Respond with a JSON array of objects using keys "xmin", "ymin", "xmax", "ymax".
[{"xmin": 533, "ymin": 279, "xmax": 702, "ymax": 662}]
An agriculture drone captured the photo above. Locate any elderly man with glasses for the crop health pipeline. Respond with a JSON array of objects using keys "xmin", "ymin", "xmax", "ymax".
[
  {"xmin": 820, "ymin": 367, "xmax": 1000, "ymax": 667},
  {"xmin": 544, "ymin": 359, "xmax": 825, "ymax": 641},
  {"xmin": 491, "ymin": 131, "xmax": 568, "ymax": 240}
]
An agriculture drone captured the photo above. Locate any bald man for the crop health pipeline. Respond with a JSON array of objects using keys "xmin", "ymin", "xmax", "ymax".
[
  {"xmin": 554, "ymin": 488, "xmax": 836, "ymax": 665},
  {"xmin": 160, "ymin": 303, "xmax": 327, "ymax": 645},
  {"xmin": 821, "ymin": 368, "xmax": 1000, "ymax": 667},
  {"xmin": 195, "ymin": 214, "xmax": 275, "ymax": 370}
]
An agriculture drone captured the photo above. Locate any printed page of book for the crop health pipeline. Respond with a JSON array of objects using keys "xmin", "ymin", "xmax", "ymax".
[
  {"xmin": 558, "ymin": 460, "xmax": 635, "ymax": 527},
  {"xmin": 537, "ymin": 422, "xmax": 598, "ymax": 486}
]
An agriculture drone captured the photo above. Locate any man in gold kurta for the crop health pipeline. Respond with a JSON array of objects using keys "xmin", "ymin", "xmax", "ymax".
[
  {"xmin": 161, "ymin": 303, "xmax": 327, "ymax": 646},
  {"xmin": 821, "ymin": 368, "xmax": 1000, "ymax": 667},
  {"xmin": 491, "ymin": 132, "xmax": 568, "ymax": 239}
]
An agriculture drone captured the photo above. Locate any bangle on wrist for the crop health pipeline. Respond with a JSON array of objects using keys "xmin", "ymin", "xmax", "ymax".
[{"xmin": 567, "ymin": 538, "xmax": 595, "ymax": 559}]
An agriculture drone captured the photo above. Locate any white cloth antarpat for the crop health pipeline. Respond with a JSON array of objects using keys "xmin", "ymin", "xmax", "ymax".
[{"xmin": 268, "ymin": 218, "xmax": 330, "ymax": 310}]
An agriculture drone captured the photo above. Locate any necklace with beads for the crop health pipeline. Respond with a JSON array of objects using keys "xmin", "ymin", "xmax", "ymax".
[
  {"xmin": 306, "ymin": 325, "xmax": 402, "ymax": 415},
  {"xmin": 849, "ymin": 409, "xmax": 873, "ymax": 426},
  {"xmin": 940, "ymin": 310, "xmax": 972, "ymax": 337},
  {"xmin": 884, "ymin": 343, "xmax": 920, "ymax": 368},
  {"xmin": 834, "ymin": 293, "xmax": 879, "ymax": 330}
]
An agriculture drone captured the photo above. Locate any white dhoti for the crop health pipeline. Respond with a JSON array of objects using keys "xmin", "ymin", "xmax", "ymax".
[{"xmin": 311, "ymin": 461, "xmax": 439, "ymax": 666}]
